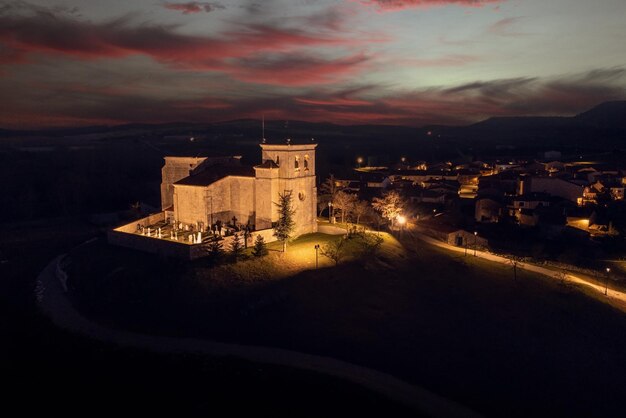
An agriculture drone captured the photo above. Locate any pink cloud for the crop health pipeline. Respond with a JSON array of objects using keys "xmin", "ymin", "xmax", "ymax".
[
  {"xmin": 354, "ymin": 0, "xmax": 504, "ymax": 12},
  {"xmin": 224, "ymin": 53, "xmax": 370, "ymax": 86}
]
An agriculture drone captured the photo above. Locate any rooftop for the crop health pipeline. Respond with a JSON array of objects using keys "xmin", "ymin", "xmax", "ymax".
[{"xmin": 174, "ymin": 164, "xmax": 254, "ymax": 186}]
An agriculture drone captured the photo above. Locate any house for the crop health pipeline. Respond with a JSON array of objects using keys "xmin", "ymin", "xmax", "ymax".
[
  {"xmin": 475, "ymin": 198, "xmax": 504, "ymax": 223},
  {"xmin": 447, "ymin": 230, "xmax": 488, "ymax": 250}
]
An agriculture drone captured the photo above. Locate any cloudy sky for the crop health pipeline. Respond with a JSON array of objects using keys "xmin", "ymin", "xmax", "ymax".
[{"xmin": 1, "ymin": 0, "xmax": 625, "ymax": 128}]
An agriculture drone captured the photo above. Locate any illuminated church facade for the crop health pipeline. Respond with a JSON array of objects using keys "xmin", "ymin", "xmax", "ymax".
[{"xmin": 161, "ymin": 141, "xmax": 318, "ymax": 237}]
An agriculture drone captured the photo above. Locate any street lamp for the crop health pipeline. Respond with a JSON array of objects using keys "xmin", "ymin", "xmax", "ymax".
[
  {"xmin": 315, "ymin": 244, "xmax": 320, "ymax": 269},
  {"xmin": 397, "ymin": 215, "xmax": 406, "ymax": 234},
  {"xmin": 605, "ymin": 267, "xmax": 611, "ymax": 295},
  {"xmin": 473, "ymin": 231, "xmax": 478, "ymax": 256},
  {"xmin": 328, "ymin": 202, "xmax": 333, "ymax": 223},
  {"xmin": 357, "ymin": 157, "xmax": 364, "ymax": 167}
]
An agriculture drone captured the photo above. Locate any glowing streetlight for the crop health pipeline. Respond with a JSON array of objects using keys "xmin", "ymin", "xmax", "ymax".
[
  {"xmin": 357, "ymin": 157, "xmax": 364, "ymax": 167},
  {"xmin": 397, "ymin": 215, "xmax": 406, "ymax": 234},
  {"xmin": 605, "ymin": 267, "xmax": 611, "ymax": 295},
  {"xmin": 473, "ymin": 231, "xmax": 478, "ymax": 256}
]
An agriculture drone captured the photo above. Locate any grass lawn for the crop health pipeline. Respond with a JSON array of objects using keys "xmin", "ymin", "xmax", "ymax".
[{"xmin": 69, "ymin": 229, "xmax": 626, "ymax": 418}]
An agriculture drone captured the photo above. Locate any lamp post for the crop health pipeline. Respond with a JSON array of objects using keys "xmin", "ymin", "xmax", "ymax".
[
  {"xmin": 357, "ymin": 157, "xmax": 364, "ymax": 168},
  {"xmin": 328, "ymin": 202, "xmax": 333, "ymax": 223},
  {"xmin": 605, "ymin": 267, "xmax": 611, "ymax": 296},
  {"xmin": 473, "ymin": 231, "xmax": 478, "ymax": 256},
  {"xmin": 315, "ymin": 244, "xmax": 320, "ymax": 269}
]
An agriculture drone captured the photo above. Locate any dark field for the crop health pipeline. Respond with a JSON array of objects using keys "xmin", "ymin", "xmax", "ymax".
[
  {"xmin": 1, "ymin": 221, "xmax": 417, "ymax": 417},
  {"xmin": 68, "ymin": 232, "xmax": 626, "ymax": 418}
]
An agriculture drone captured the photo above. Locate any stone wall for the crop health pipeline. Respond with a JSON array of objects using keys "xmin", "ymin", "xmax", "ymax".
[
  {"xmin": 108, "ymin": 229, "xmax": 195, "ymax": 259},
  {"xmin": 174, "ymin": 176, "xmax": 256, "ymax": 228},
  {"xmin": 114, "ymin": 212, "xmax": 165, "ymax": 233}
]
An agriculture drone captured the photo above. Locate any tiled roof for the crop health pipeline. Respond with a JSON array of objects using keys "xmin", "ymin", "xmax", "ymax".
[
  {"xmin": 255, "ymin": 160, "xmax": 280, "ymax": 169},
  {"xmin": 174, "ymin": 164, "xmax": 254, "ymax": 186}
]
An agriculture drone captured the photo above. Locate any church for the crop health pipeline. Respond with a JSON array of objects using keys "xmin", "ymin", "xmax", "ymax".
[
  {"xmin": 162, "ymin": 141, "xmax": 318, "ymax": 236},
  {"xmin": 109, "ymin": 139, "xmax": 318, "ymax": 259}
]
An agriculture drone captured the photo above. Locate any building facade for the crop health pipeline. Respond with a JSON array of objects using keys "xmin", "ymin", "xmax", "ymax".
[{"xmin": 168, "ymin": 142, "xmax": 318, "ymax": 237}]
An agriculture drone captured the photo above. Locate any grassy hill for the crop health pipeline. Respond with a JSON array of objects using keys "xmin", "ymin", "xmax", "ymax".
[{"xmin": 67, "ymin": 229, "xmax": 626, "ymax": 418}]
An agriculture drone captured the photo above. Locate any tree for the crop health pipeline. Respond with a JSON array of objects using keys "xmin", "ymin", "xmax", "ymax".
[
  {"xmin": 206, "ymin": 238, "xmax": 224, "ymax": 259},
  {"xmin": 554, "ymin": 270, "xmax": 569, "ymax": 285},
  {"xmin": 319, "ymin": 174, "xmax": 341, "ymax": 218},
  {"xmin": 506, "ymin": 255, "xmax": 524, "ymax": 281},
  {"xmin": 352, "ymin": 200, "xmax": 369, "ymax": 225},
  {"xmin": 273, "ymin": 190, "xmax": 296, "ymax": 252},
  {"xmin": 333, "ymin": 191, "xmax": 357, "ymax": 224},
  {"xmin": 229, "ymin": 232, "xmax": 244, "ymax": 259},
  {"xmin": 359, "ymin": 233, "xmax": 384, "ymax": 256},
  {"xmin": 372, "ymin": 190, "xmax": 405, "ymax": 228},
  {"xmin": 252, "ymin": 234, "xmax": 268, "ymax": 257},
  {"xmin": 320, "ymin": 238, "xmax": 347, "ymax": 266}
]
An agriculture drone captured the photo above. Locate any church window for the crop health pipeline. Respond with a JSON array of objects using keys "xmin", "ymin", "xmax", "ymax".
[
  {"xmin": 304, "ymin": 155, "xmax": 309, "ymax": 171},
  {"xmin": 295, "ymin": 156, "xmax": 300, "ymax": 170},
  {"xmin": 276, "ymin": 155, "xmax": 280, "ymax": 165},
  {"xmin": 299, "ymin": 191, "xmax": 306, "ymax": 201}
]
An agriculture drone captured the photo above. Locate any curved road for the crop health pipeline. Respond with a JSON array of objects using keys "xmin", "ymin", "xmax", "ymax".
[
  {"xmin": 36, "ymin": 254, "xmax": 481, "ymax": 418},
  {"xmin": 407, "ymin": 227, "xmax": 626, "ymax": 311}
]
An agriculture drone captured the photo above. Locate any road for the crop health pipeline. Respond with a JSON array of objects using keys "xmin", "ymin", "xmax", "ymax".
[{"xmin": 406, "ymin": 227, "xmax": 626, "ymax": 311}]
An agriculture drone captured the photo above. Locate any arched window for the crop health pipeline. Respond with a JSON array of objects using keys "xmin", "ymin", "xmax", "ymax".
[
  {"xmin": 304, "ymin": 155, "xmax": 309, "ymax": 171},
  {"xmin": 294, "ymin": 156, "xmax": 300, "ymax": 170},
  {"xmin": 276, "ymin": 155, "xmax": 280, "ymax": 165}
]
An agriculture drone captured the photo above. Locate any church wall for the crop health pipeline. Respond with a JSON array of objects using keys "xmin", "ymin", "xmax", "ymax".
[
  {"xmin": 228, "ymin": 176, "xmax": 256, "ymax": 227},
  {"xmin": 174, "ymin": 184, "xmax": 209, "ymax": 226},
  {"xmin": 161, "ymin": 157, "xmax": 207, "ymax": 210}
]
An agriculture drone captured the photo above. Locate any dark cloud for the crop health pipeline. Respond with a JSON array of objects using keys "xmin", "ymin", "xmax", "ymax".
[
  {"xmin": 2, "ymin": 67, "xmax": 624, "ymax": 128},
  {"xmin": 162, "ymin": 2, "xmax": 224, "ymax": 14},
  {"xmin": 0, "ymin": 5, "xmax": 365, "ymax": 68}
]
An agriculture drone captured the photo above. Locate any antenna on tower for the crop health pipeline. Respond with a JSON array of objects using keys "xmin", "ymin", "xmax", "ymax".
[{"xmin": 261, "ymin": 115, "xmax": 266, "ymax": 143}]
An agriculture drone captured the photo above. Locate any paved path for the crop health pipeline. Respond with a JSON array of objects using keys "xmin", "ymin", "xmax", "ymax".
[
  {"xmin": 407, "ymin": 228, "xmax": 626, "ymax": 311},
  {"xmin": 36, "ymin": 255, "xmax": 481, "ymax": 418}
]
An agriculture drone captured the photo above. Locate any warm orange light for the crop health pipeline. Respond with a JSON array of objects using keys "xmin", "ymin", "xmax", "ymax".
[{"xmin": 397, "ymin": 215, "xmax": 406, "ymax": 225}]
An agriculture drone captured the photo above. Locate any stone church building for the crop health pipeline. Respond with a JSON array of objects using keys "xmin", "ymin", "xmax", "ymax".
[
  {"xmin": 161, "ymin": 141, "xmax": 318, "ymax": 236},
  {"xmin": 109, "ymin": 140, "xmax": 318, "ymax": 259}
]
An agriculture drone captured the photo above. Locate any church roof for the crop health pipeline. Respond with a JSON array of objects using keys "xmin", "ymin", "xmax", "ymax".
[
  {"xmin": 255, "ymin": 160, "xmax": 280, "ymax": 169},
  {"xmin": 174, "ymin": 164, "xmax": 254, "ymax": 186}
]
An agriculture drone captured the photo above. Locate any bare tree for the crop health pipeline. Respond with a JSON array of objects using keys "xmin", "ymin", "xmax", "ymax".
[
  {"xmin": 320, "ymin": 238, "xmax": 347, "ymax": 266},
  {"xmin": 352, "ymin": 200, "xmax": 369, "ymax": 225},
  {"xmin": 506, "ymin": 255, "xmax": 524, "ymax": 281},
  {"xmin": 554, "ymin": 270, "xmax": 569, "ymax": 285},
  {"xmin": 333, "ymin": 191, "xmax": 357, "ymax": 224},
  {"xmin": 319, "ymin": 174, "xmax": 341, "ymax": 218},
  {"xmin": 372, "ymin": 190, "xmax": 405, "ymax": 228}
]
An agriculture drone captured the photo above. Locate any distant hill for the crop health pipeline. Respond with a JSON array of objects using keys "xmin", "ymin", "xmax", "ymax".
[
  {"xmin": 1, "ymin": 101, "xmax": 624, "ymax": 150},
  {"xmin": 575, "ymin": 101, "xmax": 626, "ymax": 129}
]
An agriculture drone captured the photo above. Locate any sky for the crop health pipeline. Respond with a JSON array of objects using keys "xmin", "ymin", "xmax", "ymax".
[{"xmin": 1, "ymin": 0, "xmax": 625, "ymax": 128}]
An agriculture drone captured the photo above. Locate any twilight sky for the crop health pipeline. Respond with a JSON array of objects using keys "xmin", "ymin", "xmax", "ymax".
[{"xmin": 1, "ymin": 0, "xmax": 625, "ymax": 128}]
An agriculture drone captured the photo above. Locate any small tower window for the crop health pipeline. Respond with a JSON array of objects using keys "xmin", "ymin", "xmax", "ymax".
[
  {"xmin": 276, "ymin": 155, "xmax": 280, "ymax": 165},
  {"xmin": 295, "ymin": 156, "xmax": 300, "ymax": 170},
  {"xmin": 304, "ymin": 155, "xmax": 309, "ymax": 171}
]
